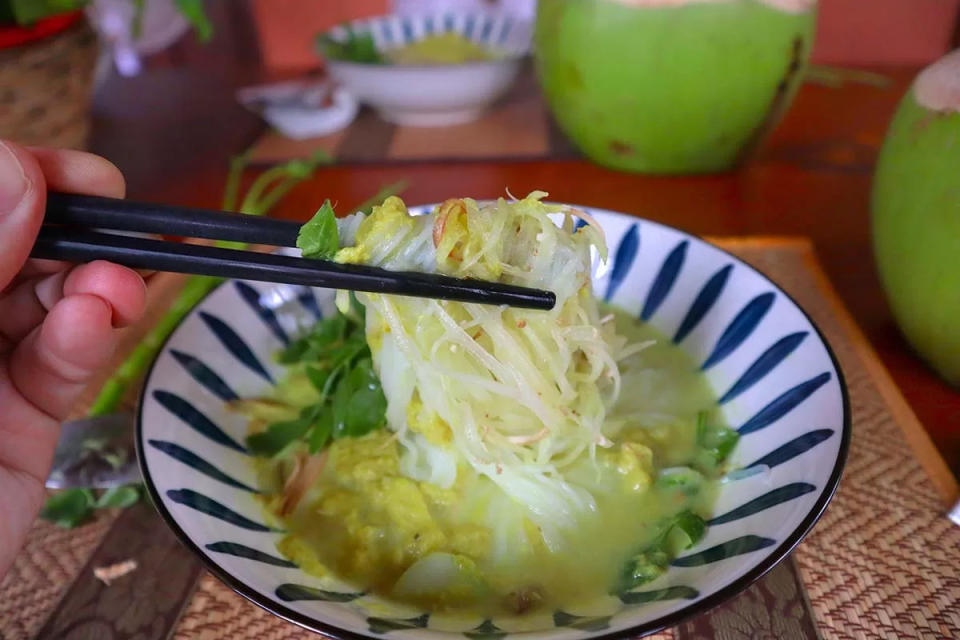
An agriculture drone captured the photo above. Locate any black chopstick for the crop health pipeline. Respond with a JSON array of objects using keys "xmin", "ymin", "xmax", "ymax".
[
  {"xmin": 45, "ymin": 192, "xmax": 303, "ymax": 248},
  {"xmin": 35, "ymin": 203, "xmax": 556, "ymax": 311}
]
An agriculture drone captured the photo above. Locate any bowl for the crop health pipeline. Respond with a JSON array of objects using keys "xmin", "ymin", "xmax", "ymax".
[
  {"xmin": 322, "ymin": 13, "xmax": 531, "ymax": 126},
  {"xmin": 137, "ymin": 204, "xmax": 849, "ymax": 638}
]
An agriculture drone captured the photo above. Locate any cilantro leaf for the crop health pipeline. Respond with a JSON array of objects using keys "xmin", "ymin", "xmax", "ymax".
[
  {"xmin": 297, "ymin": 200, "xmax": 339, "ymax": 260},
  {"xmin": 310, "ymin": 312, "xmax": 347, "ymax": 347},
  {"xmin": 246, "ymin": 413, "xmax": 314, "ymax": 456},
  {"xmin": 276, "ymin": 337, "xmax": 311, "ymax": 364},
  {"xmin": 308, "ymin": 412, "xmax": 334, "ymax": 453},
  {"xmin": 305, "ymin": 365, "xmax": 333, "ymax": 393},
  {"xmin": 253, "ymin": 302, "xmax": 385, "ymax": 459},
  {"xmin": 277, "ymin": 313, "xmax": 347, "ymax": 364},
  {"xmin": 331, "ymin": 359, "xmax": 386, "ymax": 439},
  {"xmin": 325, "ymin": 338, "xmax": 367, "ymax": 371}
]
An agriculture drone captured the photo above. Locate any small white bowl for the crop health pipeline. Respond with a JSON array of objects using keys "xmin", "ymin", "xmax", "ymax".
[
  {"xmin": 323, "ymin": 13, "xmax": 531, "ymax": 127},
  {"xmin": 238, "ymin": 80, "xmax": 359, "ymax": 139}
]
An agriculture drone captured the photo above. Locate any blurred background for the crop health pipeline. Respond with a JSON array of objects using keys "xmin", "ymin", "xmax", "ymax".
[
  {"xmin": 1, "ymin": 0, "xmax": 959, "ymax": 473},
  {"xmin": 2, "ymin": 0, "xmax": 957, "ymax": 190}
]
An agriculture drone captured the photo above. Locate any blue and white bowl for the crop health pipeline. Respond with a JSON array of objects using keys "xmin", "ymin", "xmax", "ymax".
[
  {"xmin": 137, "ymin": 204, "xmax": 850, "ymax": 639},
  {"xmin": 322, "ymin": 13, "xmax": 531, "ymax": 126}
]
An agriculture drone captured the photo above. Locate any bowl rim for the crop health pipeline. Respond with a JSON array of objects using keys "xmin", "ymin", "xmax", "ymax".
[
  {"xmin": 325, "ymin": 56, "xmax": 525, "ymax": 72},
  {"xmin": 136, "ymin": 206, "xmax": 851, "ymax": 639},
  {"xmin": 319, "ymin": 11, "xmax": 531, "ymax": 69}
]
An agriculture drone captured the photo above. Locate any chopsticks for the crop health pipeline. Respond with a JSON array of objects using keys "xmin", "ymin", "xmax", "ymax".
[
  {"xmin": 33, "ymin": 193, "xmax": 556, "ymax": 311},
  {"xmin": 44, "ymin": 193, "xmax": 303, "ymax": 248}
]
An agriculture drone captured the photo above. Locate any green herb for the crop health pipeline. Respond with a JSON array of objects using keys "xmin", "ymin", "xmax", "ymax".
[
  {"xmin": 693, "ymin": 410, "xmax": 739, "ymax": 473},
  {"xmin": 311, "ymin": 310, "xmax": 348, "ymax": 344},
  {"xmin": 305, "ymin": 365, "xmax": 333, "ymax": 391},
  {"xmin": 619, "ymin": 549, "xmax": 668, "ymax": 589},
  {"xmin": 95, "ymin": 486, "xmax": 140, "ymax": 509},
  {"xmin": 655, "ymin": 467, "xmax": 703, "ymax": 494},
  {"xmin": 247, "ymin": 305, "xmax": 386, "ymax": 458},
  {"xmin": 326, "ymin": 338, "xmax": 366, "ymax": 371},
  {"xmin": 317, "ymin": 28, "xmax": 384, "ymax": 64},
  {"xmin": 664, "ymin": 510, "xmax": 706, "ymax": 556},
  {"xmin": 618, "ymin": 510, "xmax": 707, "ymax": 592},
  {"xmin": 331, "ymin": 359, "xmax": 386, "ymax": 439},
  {"xmin": 352, "ymin": 180, "xmax": 409, "ymax": 215},
  {"xmin": 297, "ymin": 200, "xmax": 340, "ymax": 260},
  {"xmin": 309, "ymin": 411, "xmax": 334, "ymax": 453},
  {"xmin": 41, "ymin": 485, "xmax": 143, "ymax": 528},
  {"xmin": 41, "ymin": 489, "xmax": 95, "ymax": 528},
  {"xmin": 247, "ymin": 412, "xmax": 315, "ymax": 456}
]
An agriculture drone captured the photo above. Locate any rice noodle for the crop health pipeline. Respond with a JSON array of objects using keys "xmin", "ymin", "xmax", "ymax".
[{"xmin": 333, "ymin": 192, "xmax": 634, "ymax": 537}]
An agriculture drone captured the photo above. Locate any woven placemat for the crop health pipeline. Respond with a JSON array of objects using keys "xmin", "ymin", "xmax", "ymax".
[
  {"xmin": 0, "ymin": 22, "xmax": 98, "ymax": 150},
  {"xmin": 1, "ymin": 238, "xmax": 957, "ymax": 640}
]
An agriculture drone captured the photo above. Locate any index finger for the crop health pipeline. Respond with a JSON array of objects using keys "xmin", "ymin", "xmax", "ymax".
[{"xmin": 27, "ymin": 146, "xmax": 125, "ymax": 198}]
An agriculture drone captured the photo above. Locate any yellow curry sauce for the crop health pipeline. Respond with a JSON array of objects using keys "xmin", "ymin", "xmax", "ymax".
[{"xmin": 251, "ymin": 308, "xmax": 725, "ymax": 616}]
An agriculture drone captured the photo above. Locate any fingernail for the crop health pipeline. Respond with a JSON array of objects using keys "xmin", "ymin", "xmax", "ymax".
[{"xmin": 0, "ymin": 142, "xmax": 28, "ymax": 217}]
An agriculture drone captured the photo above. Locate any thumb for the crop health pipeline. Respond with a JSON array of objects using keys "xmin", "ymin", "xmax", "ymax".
[{"xmin": 0, "ymin": 140, "xmax": 46, "ymax": 292}]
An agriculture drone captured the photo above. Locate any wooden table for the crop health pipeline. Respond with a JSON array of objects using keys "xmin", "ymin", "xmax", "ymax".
[{"xmin": 89, "ymin": 65, "xmax": 959, "ymax": 478}]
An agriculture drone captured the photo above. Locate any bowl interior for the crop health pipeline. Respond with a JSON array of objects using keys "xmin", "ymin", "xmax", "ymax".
[
  {"xmin": 138, "ymin": 205, "xmax": 848, "ymax": 639},
  {"xmin": 324, "ymin": 12, "xmax": 532, "ymax": 63}
]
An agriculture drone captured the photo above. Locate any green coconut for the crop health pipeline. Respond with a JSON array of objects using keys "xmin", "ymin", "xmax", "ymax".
[
  {"xmin": 872, "ymin": 49, "xmax": 960, "ymax": 387},
  {"xmin": 534, "ymin": 0, "xmax": 816, "ymax": 173}
]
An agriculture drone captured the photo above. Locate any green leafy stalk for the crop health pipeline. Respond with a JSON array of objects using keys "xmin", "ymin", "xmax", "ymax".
[
  {"xmin": 130, "ymin": 0, "xmax": 145, "ymax": 39},
  {"xmin": 255, "ymin": 161, "xmax": 330, "ymax": 213},
  {"xmin": 351, "ymin": 180, "xmax": 409, "ymax": 215},
  {"xmin": 221, "ymin": 151, "xmax": 250, "ymax": 212},
  {"xmin": 88, "ymin": 275, "xmax": 219, "ymax": 415}
]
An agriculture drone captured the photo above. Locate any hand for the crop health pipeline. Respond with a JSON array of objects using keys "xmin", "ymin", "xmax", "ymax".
[{"xmin": 0, "ymin": 141, "xmax": 146, "ymax": 577}]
